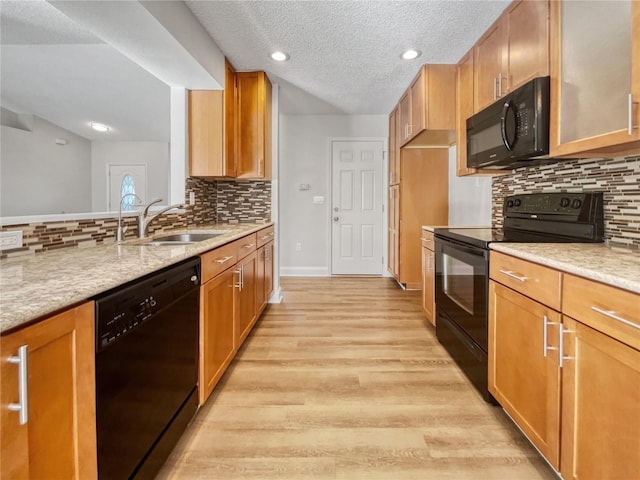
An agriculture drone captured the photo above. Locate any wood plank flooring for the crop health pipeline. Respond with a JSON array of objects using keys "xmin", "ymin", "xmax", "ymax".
[{"xmin": 157, "ymin": 277, "xmax": 558, "ymax": 480}]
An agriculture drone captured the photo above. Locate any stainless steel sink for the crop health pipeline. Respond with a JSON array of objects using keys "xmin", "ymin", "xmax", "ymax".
[{"xmin": 137, "ymin": 232, "xmax": 225, "ymax": 246}]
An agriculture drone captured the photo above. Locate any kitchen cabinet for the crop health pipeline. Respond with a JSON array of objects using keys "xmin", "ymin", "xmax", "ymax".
[
  {"xmin": 474, "ymin": 0, "xmax": 549, "ymax": 112},
  {"xmin": 421, "ymin": 229, "xmax": 435, "ymax": 326},
  {"xmin": 188, "ymin": 89, "xmax": 224, "ymax": 177},
  {"xmin": 224, "ymin": 59, "xmax": 237, "ymax": 177},
  {"xmin": 257, "ymin": 241, "xmax": 274, "ymax": 315},
  {"xmin": 235, "ymin": 250, "xmax": 258, "ymax": 347},
  {"xmin": 236, "ymin": 71, "xmax": 272, "ymax": 179},
  {"xmin": 397, "ymin": 64, "xmax": 457, "ymax": 147},
  {"xmin": 388, "ymin": 107, "xmax": 400, "ymax": 185},
  {"xmin": 1, "ymin": 302, "xmax": 97, "ymax": 480},
  {"xmin": 388, "ymin": 184, "xmax": 400, "ymax": 279},
  {"xmin": 199, "ymin": 243, "xmax": 237, "ymax": 405},
  {"xmin": 550, "ymin": 0, "xmax": 640, "ymax": 157},
  {"xmin": 388, "ymin": 149, "xmax": 448, "ymax": 289},
  {"xmin": 560, "ymin": 274, "xmax": 640, "ymax": 480}
]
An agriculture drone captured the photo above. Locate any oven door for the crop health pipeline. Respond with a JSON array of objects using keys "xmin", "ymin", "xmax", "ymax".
[{"xmin": 434, "ymin": 236, "xmax": 488, "ymax": 350}]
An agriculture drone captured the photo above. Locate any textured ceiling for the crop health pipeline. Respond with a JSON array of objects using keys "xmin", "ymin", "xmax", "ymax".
[{"xmin": 185, "ymin": 0, "xmax": 511, "ymax": 115}]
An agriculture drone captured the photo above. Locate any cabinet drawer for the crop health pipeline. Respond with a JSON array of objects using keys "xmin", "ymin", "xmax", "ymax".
[
  {"xmin": 235, "ymin": 233, "xmax": 257, "ymax": 260},
  {"xmin": 490, "ymin": 251, "xmax": 561, "ymax": 310},
  {"xmin": 563, "ymin": 274, "xmax": 640, "ymax": 351},
  {"xmin": 256, "ymin": 226, "xmax": 274, "ymax": 248},
  {"xmin": 421, "ymin": 230, "xmax": 435, "ymax": 251},
  {"xmin": 201, "ymin": 242, "xmax": 237, "ymax": 283}
]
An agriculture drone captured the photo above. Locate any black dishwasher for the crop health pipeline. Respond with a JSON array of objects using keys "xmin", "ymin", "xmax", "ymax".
[{"xmin": 94, "ymin": 257, "xmax": 200, "ymax": 479}]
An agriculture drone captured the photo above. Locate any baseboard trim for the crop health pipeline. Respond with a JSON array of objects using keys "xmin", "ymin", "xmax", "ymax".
[
  {"xmin": 280, "ymin": 267, "xmax": 330, "ymax": 277},
  {"xmin": 268, "ymin": 286, "xmax": 283, "ymax": 304}
]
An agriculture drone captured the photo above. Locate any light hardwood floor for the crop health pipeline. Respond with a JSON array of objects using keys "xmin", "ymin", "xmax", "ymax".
[{"xmin": 157, "ymin": 277, "xmax": 558, "ymax": 480}]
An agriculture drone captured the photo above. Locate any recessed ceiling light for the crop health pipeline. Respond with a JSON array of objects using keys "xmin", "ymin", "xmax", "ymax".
[
  {"xmin": 270, "ymin": 51, "xmax": 289, "ymax": 62},
  {"xmin": 401, "ymin": 49, "xmax": 421, "ymax": 60},
  {"xmin": 90, "ymin": 122, "xmax": 110, "ymax": 133}
]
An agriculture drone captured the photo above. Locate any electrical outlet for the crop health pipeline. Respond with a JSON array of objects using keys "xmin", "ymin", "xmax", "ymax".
[
  {"xmin": 295, "ymin": 242, "xmax": 302, "ymax": 252},
  {"xmin": 189, "ymin": 191, "xmax": 195, "ymax": 205},
  {"xmin": 0, "ymin": 230, "xmax": 23, "ymax": 250}
]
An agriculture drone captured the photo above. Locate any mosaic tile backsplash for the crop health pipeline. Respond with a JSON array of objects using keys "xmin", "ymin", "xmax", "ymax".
[
  {"xmin": 0, "ymin": 178, "xmax": 271, "ymax": 258},
  {"xmin": 492, "ymin": 154, "xmax": 640, "ymax": 247}
]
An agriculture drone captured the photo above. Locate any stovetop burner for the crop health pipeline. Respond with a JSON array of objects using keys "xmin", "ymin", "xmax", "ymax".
[{"xmin": 435, "ymin": 192, "xmax": 604, "ymax": 249}]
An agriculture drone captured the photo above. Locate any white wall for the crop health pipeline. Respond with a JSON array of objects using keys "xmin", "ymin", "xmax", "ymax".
[
  {"xmin": 91, "ymin": 141, "xmax": 169, "ymax": 211},
  {"xmin": 1, "ymin": 116, "xmax": 92, "ymax": 216},
  {"xmin": 279, "ymin": 114, "xmax": 387, "ymax": 275},
  {"xmin": 447, "ymin": 146, "xmax": 492, "ymax": 226}
]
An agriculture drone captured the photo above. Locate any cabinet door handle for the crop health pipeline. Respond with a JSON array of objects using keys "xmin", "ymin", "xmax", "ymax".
[
  {"xmin": 591, "ymin": 306, "xmax": 640, "ymax": 330},
  {"xmin": 493, "ymin": 77, "xmax": 497, "ymax": 101},
  {"xmin": 543, "ymin": 315, "xmax": 559, "ymax": 358},
  {"xmin": 498, "ymin": 269, "xmax": 528, "ymax": 282},
  {"xmin": 216, "ymin": 255, "xmax": 233, "ymax": 264},
  {"xmin": 258, "ymin": 158, "xmax": 263, "ymax": 177},
  {"xmin": 234, "ymin": 268, "xmax": 242, "ymax": 290},
  {"xmin": 558, "ymin": 325, "xmax": 574, "ymax": 368},
  {"xmin": 407, "ymin": 124, "xmax": 412, "ymax": 137},
  {"xmin": 628, "ymin": 94, "xmax": 639, "ymax": 135},
  {"xmin": 7, "ymin": 345, "xmax": 28, "ymax": 425}
]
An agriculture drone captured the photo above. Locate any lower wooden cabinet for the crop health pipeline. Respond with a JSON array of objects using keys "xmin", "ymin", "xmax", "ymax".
[
  {"xmin": 488, "ymin": 280, "xmax": 561, "ymax": 469},
  {"xmin": 235, "ymin": 250, "xmax": 258, "ymax": 347},
  {"xmin": 1, "ymin": 302, "xmax": 97, "ymax": 479},
  {"xmin": 256, "ymin": 241, "xmax": 274, "ymax": 314},
  {"xmin": 421, "ymin": 229, "xmax": 435, "ymax": 326},
  {"xmin": 560, "ymin": 315, "xmax": 640, "ymax": 480},
  {"xmin": 199, "ymin": 267, "xmax": 236, "ymax": 405}
]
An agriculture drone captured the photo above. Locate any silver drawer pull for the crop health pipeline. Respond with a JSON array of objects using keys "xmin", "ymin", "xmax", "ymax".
[
  {"xmin": 215, "ymin": 255, "xmax": 233, "ymax": 264},
  {"xmin": 499, "ymin": 269, "xmax": 528, "ymax": 282},
  {"xmin": 242, "ymin": 243, "xmax": 255, "ymax": 249},
  {"xmin": 591, "ymin": 306, "xmax": 640, "ymax": 330},
  {"xmin": 259, "ymin": 235, "xmax": 270, "ymax": 241},
  {"xmin": 7, "ymin": 345, "xmax": 28, "ymax": 425}
]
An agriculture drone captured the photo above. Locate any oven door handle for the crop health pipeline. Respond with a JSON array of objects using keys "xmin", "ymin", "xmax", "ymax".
[{"xmin": 436, "ymin": 237, "xmax": 487, "ymax": 258}]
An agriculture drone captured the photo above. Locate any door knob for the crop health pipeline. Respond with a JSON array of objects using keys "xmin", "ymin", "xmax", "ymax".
[
  {"xmin": 334, "ymin": 207, "xmax": 339, "ymax": 212},
  {"xmin": 333, "ymin": 216, "xmax": 339, "ymax": 222}
]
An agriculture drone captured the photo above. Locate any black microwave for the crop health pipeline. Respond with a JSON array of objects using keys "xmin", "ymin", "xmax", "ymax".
[{"xmin": 466, "ymin": 76, "xmax": 550, "ymax": 170}]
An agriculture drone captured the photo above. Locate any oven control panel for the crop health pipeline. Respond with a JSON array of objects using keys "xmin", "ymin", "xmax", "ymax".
[{"xmin": 504, "ymin": 192, "xmax": 598, "ymax": 216}]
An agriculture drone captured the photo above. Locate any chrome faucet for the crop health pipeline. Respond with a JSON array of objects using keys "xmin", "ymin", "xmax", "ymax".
[
  {"xmin": 117, "ymin": 193, "xmax": 142, "ymax": 243},
  {"xmin": 138, "ymin": 199, "xmax": 184, "ymax": 238}
]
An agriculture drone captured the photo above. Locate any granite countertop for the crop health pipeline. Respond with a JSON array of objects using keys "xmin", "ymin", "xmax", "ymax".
[
  {"xmin": 0, "ymin": 222, "xmax": 273, "ymax": 334},
  {"xmin": 490, "ymin": 243, "xmax": 640, "ymax": 294}
]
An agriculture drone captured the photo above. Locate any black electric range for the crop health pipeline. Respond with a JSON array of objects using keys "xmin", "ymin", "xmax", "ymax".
[{"xmin": 433, "ymin": 192, "xmax": 604, "ymax": 402}]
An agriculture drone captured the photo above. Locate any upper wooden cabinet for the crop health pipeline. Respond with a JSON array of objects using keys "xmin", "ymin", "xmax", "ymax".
[
  {"xmin": 236, "ymin": 71, "xmax": 272, "ymax": 179},
  {"xmin": 188, "ymin": 89, "xmax": 224, "ymax": 177},
  {"xmin": 224, "ymin": 59, "xmax": 238, "ymax": 177},
  {"xmin": 550, "ymin": 0, "xmax": 640, "ymax": 157},
  {"xmin": 474, "ymin": 0, "xmax": 549, "ymax": 112},
  {"xmin": 397, "ymin": 64, "xmax": 457, "ymax": 148},
  {"xmin": 388, "ymin": 107, "xmax": 400, "ymax": 185},
  {"xmin": 1, "ymin": 303, "xmax": 97, "ymax": 480}
]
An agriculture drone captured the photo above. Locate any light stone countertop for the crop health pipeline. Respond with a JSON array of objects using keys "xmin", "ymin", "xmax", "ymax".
[
  {"xmin": 0, "ymin": 222, "xmax": 273, "ymax": 334},
  {"xmin": 490, "ymin": 243, "xmax": 640, "ymax": 294}
]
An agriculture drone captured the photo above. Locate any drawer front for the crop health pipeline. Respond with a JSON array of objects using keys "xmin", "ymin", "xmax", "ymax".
[
  {"xmin": 236, "ymin": 233, "xmax": 257, "ymax": 260},
  {"xmin": 490, "ymin": 251, "xmax": 561, "ymax": 310},
  {"xmin": 563, "ymin": 274, "xmax": 640, "ymax": 351},
  {"xmin": 201, "ymin": 242, "xmax": 237, "ymax": 283},
  {"xmin": 256, "ymin": 226, "xmax": 275, "ymax": 248},
  {"xmin": 421, "ymin": 230, "xmax": 435, "ymax": 251}
]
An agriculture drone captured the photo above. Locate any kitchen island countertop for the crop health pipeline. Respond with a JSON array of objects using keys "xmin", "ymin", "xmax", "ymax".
[
  {"xmin": 0, "ymin": 222, "xmax": 272, "ymax": 334},
  {"xmin": 490, "ymin": 243, "xmax": 640, "ymax": 294}
]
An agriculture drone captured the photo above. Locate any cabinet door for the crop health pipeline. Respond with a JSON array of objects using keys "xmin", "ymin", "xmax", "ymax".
[
  {"xmin": 474, "ymin": 18, "xmax": 507, "ymax": 112},
  {"xmin": 265, "ymin": 241, "xmax": 274, "ymax": 300},
  {"xmin": 456, "ymin": 50, "xmax": 476, "ymax": 176},
  {"xmin": 561, "ymin": 316, "xmax": 640, "ymax": 480},
  {"xmin": 421, "ymin": 245, "xmax": 435, "ymax": 326},
  {"xmin": 488, "ymin": 281, "xmax": 560, "ymax": 469},
  {"xmin": 550, "ymin": 0, "xmax": 640, "ymax": 156},
  {"xmin": 1, "ymin": 302, "xmax": 96, "ymax": 480},
  {"xmin": 506, "ymin": 0, "xmax": 549, "ymax": 93},
  {"xmin": 388, "ymin": 185, "xmax": 400, "ymax": 278},
  {"xmin": 224, "ymin": 59, "xmax": 237, "ymax": 177},
  {"xmin": 388, "ymin": 108, "xmax": 398, "ymax": 185},
  {"xmin": 188, "ymin": 90, "xmax": 224, "ymax": 177},
  {"xmin": 235, "ymin": 251, "xmax": 257, "ymax": 347},
  {"xmin": 199, "ymin": 268, "xmax": 236, "ymax": 405},
  {"xmin": 236, "ymin": 72, "xmax": 272, "ymax": 179},
  {"xmin": 399, "ymin": 90, "xmax": 411, "ymax": 144},
  {"xmin": 409, "ymin": 67, "xmax": 426, "ymax": 138},
  {"xmin": 256, "ymin": 245, "xmax": 267, "ymax": 314}
]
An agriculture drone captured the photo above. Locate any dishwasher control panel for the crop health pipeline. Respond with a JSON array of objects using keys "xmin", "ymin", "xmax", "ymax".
[{"xmin": 94, "ymin": 258, "xmax": 200, "ymax": 352}]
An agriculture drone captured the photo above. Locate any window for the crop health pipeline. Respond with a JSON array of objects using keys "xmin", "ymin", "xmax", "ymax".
[{"xmin": 120, "ymin": 175, "xmax": 136, "ymax": 211}]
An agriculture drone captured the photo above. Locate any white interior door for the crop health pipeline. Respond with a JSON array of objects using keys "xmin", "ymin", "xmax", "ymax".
[
  {"xmin": 108, "ymin": 164, "xmax": 147, "ymax": 211},
  {"xmin": 331, "ymin": 140, "xmax": 384, "ymax": 275}
]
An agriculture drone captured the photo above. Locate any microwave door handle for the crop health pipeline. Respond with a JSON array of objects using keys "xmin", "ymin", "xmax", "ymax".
[{"xmin": 500, "ymin": 100, "xmax": 517, "ymax": 151}]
